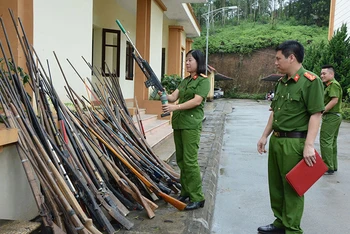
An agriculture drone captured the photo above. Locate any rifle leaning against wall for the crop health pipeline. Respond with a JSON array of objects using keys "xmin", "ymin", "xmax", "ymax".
[{"xmin": 116, "ymin": 19, "xmax": 170, "ymax": 117}]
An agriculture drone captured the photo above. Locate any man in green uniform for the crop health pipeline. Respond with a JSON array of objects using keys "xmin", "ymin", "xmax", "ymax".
[
  {"xmin": 257, "ymin": 40, "xmax": 324, "ymax": 234},
  {"xmin": 320, "ymin": 65, "xmax": 342, "ymax": 175}
]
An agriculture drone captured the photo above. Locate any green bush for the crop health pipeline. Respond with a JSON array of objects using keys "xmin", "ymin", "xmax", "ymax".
[
  {"xmin": 225, "ymin": 90, "xmax": 265, "ymax": 100},
  {"xmin": 341, "ymin": 108, "xmax": 350, "ymax": 121},
  {"xmin": 192, "ymin": 22, "xmax": 328, "ymax": 55},
  {"xmin": 161, "ymin": 74, "xmax": 182, "ymax": 94},
  {"xmin": 304, "ymin": 24, "xmax": 350, "ymax": 100},
  {"xmin": 341, "ymin": 102, "xmax": 350, "ymax": 121},
  {"xmin": 0, "ymin": 58, "xmax": 30, "ymax": 84}
]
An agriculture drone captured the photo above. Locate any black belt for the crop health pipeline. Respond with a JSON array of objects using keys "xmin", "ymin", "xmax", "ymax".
[
  {"xmin": 273, "ymin": 131, "xmax": 307, "ymax": 138},
  {"xmin": 323, "ymin": 112, "xmax": 341, "ymax": 116}
]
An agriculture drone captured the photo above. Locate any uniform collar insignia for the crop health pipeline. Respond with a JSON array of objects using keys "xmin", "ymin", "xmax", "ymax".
[
  {"xmin": 293, "ymin": 74, "xmax": 300, "ymax": 82},
  {"xmin": 192, "ymin": 74, "xmax": 198, "ymax": 80},
  {"xmin": 326, "ymin": 80, "xmax": 332, "ymax": 86}
]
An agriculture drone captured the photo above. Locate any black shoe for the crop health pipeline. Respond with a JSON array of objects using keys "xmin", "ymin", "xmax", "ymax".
[
  {"xmin": 258, "ymin": 224, "xmax": 285, "ymax": 234},
  {"xmin": 324, "ymin": 170, "xmax": 334, "ymax": 175},
  {"xmin": 177, "ymin": 195, "xmax": 189, "ymax": 202},
  {"xmin": 184, "ymin": 200, "xmax": 205, "ymax": 210}
]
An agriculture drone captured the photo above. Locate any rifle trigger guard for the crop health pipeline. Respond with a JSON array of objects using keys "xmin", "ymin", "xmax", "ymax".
[{"xmin": 144, "ymin": 79, "xmax": 154, "ymax": 88}]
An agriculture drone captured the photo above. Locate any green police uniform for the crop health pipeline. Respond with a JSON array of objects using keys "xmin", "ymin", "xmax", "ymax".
[
  {"xmin": 172, "ymin": 74, "xmax": 210, "ymax": 202},
  {"xmin": 320, "ymin": 79, "xmax": 342, "ymax": 171},
  {"xmin": 269, "ymin": 67, "xmax": 324, "ymax": 234}
]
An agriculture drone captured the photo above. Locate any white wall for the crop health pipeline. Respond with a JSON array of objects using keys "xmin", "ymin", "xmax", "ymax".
[
  {"xmin": 0, "ymin": 145, "xmax": 38, "ymax": 220},
  {"xmin": 0, "ymin": 0, "xmax": 93, "ymax": 221},
  {"xmin": 150, "ymin": 1, "xmax": 164, "ymax": 82},
  {"xmin": 182, "ymin": 3, "xmax": 201, "ymax": 36},
  {"xmin": 181, "ymin": 31, "xmax": 187, "ymax": 77},
  {"xmin": 33, "ymin": 0, "xmax": 93, "ymax": 104},
  {"xmin": 93, "ymin": 0, "xmax": 136, "ymax": 99},
  {"xmin": 162, "ymin": 17, "xmax": 175, "ymax": 76},
  {"xmin": 334, "ymin": 0, "xmax": 350, "ymax": 34}
]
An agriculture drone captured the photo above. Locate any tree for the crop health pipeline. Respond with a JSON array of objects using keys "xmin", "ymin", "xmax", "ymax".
[
  {"xmin": 283, "ymin": 0, "xmax": 330, "ymax": 26},
  {"xmin": 191, "ymin": 3, "xmax": 208, "ymax": 27},
  {"xmin": 192, "ymin": 0, "xmax": 330, "ymax": 26},
  {"xmin": 304, "ymin": 24, "xmax": 350, "ymax": 100},
  {"xmin": 329, "ymin": 25, "xmax": 350, "ymax": 98}
]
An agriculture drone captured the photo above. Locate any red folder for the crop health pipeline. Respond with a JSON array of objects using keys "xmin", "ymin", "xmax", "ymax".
[{"xmin": 286, "ymin": 150, "xmax": 328, "ymax": 196}]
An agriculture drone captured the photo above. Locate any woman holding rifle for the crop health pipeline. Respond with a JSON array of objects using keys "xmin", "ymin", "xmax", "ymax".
[{"xmin": 161, "ymin": 49, "xmax": 210, "ymax": 210}]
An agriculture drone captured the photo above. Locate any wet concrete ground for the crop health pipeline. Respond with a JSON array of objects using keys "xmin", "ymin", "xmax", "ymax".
[
  {"xmin": 49, "ymin": 99, "xmax": 346, "ymax": 234},
  {"xmin": 211, "ymin": 99, "xmax": 350, "ymax": 234},
  {"xmin": 6, "ymin": 99, "xmax": 347, "ymax": 234}
]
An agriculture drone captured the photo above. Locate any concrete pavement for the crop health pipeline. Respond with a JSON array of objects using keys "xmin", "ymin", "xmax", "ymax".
[
  {"xmin": 212, "ymin": 99, "xmax": 350, "ymax": 234},
  {"xmin": 119, "ymin": 99, "xmax": 231, "ymax": 234},
  {"xmin": 120, "ymin": 98, "xmax": 350, "ymax": 234}
]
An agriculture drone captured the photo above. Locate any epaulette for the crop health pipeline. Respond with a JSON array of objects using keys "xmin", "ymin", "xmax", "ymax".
[
  {"xmin": 278, "ymin": 77, "xmax": 283, "ymax": 82},
  {"xmin": 200, "ymin": 73, "xmax": 208, "ymax": 78},
  {"xmin": 304, "ymin": 72, "xmax": 316, "ymax": 81}
]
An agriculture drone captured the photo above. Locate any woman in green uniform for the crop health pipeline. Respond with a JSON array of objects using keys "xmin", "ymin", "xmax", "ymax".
[{"xmin": 161, "ymin": 49, "xmax": 210, "ymax": 210}]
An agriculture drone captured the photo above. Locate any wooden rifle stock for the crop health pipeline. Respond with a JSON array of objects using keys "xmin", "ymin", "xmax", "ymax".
[
  {"xmin": 0, "ymin": 102, "xmax": 67, "ymax": 233},
  {"xmin": 80, "ymin": 120, "xmax": 186, "ymax": 211},
  {"xmin": 5, "ymin": 104, "xmax": 90, "ymax": 234}
]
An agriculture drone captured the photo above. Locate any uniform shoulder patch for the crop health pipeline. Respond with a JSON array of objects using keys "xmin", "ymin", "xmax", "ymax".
[
  {"xmin": 200, "ymin": 73, "xmax": 208, "ymax": 78},
  {"xmin": 304, "ymin": 72, "xmax": 316, "ymax": 81}
]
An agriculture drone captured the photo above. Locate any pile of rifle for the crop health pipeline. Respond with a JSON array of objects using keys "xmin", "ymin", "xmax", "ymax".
[{"xmin": 0, "ymin": 10, "xmax": 185, "ymax": 234}]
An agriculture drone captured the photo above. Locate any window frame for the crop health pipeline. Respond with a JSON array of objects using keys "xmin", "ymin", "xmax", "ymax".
[
  {"xmin": 125, "ymin": 41, "xmax": 134, "ymax": 80},
  {"xmin": 101, "ymin": 28, "xmax": 121, "ymax": 77}
]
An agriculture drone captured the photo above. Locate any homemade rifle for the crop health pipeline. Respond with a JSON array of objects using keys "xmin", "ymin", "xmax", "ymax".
[{"xmin": 116, "ymin": 19, "xmax": 170, "ymax": 117}]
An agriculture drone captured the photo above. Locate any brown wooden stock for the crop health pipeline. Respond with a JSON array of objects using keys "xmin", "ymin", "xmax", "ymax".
[
  {"xmin": 67, "ymin": 111, "xmax": 157, "ymax": 218},
  {"xmin": 117, "ymin": 107, "xmax": 180, "ymax": 182},
  {"xmin": 86, "ymin": 116, "xmax": 162, "ymax": 203},
  {"xmin": 3, "ymin": 103, "xmax": 81, "ymax": 233},
  {"xmin": 109, "ymin": 161, "xmax": 159, "ymax": 212},
  {"xmin": 61, "ymin": 122, "xmax": 129, "ymax": 231},
  {"xmin": 16, "ymin": 141, "xmax": 69, "ymax": 233},
  {"xmin": 2, "ymin": 107, "xmax": 67, "ymax": 233},
  {"xmin": 82, "ymin": 124, "xmax": 186, "ymax": 211},
  {"xmin": 9, "ymin": 104, "xmax": 99, "ymax": 234}
]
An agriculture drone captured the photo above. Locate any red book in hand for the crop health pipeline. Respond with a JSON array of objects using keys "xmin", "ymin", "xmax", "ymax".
[{"xmin": 286, "ymin": 150, "xmax": 328, "ymax": 196}]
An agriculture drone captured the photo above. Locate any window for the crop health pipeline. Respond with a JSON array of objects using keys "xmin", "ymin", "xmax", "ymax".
[
  {"xmin": 181, "ymin": 50, "xmax": 184, "ymax": 78},
  {"xmin": 91, "ymin": 28, "xmax": 94, "ymax": 75},
  {"xmin": 161, "ymin": 48, "xmax": 166, "ymax": 78},
  {"xmin": 102, "ymin": 29, "xmax": 120, "ymax": 77},
  {"xmin": 125, "ymin": 41, "xmax": 134, "ymax": 80}
]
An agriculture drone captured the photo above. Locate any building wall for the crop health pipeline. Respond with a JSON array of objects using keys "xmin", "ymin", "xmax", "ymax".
[
  {"xmin": 93, "ymin": 0, "xmax": 136, "ymax": 99},
  {"xmin": 33, "ymin": 0, "xmax": 93, "ymax": 103},
  {"xmin": 163, "ymin": 19, "xmax": 188, "ymax": 78},
  {"xmin": 333, "ymin": 0, "xmax": 350, "ymax": 34},
  {"xmin": 181, "ymin": 31, "xmax": 187, "ymax": 77},
  {"xmin": 182, "ymin": 3, "xmax": 201, "ymax": 37},
  {"xmin": 0, "ymin": 144, "xmax": 38, "ymax": 220},
  {"xmin": 162, "ymin": 17, "xmax": 176, "ymax": 76},
  {"xmin": 0, "ymin": 0, "xmax": 201, "ymax": 221},
  {"xmin": 0, "ymin": 0, "xmax": 36, "ymax": 221},
  {"xmin": 150, "ymin": 1, "xmax": 163, "ymax": 81}
]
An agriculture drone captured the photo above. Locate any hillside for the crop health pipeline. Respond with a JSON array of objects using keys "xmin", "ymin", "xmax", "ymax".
[
  {"xmin": 193, "ymin": 22, "xmax": 328, "ymax": 55},
  {"xmin": 191, "ymin": 21, "xmax": 329, "ymax": 96}
]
